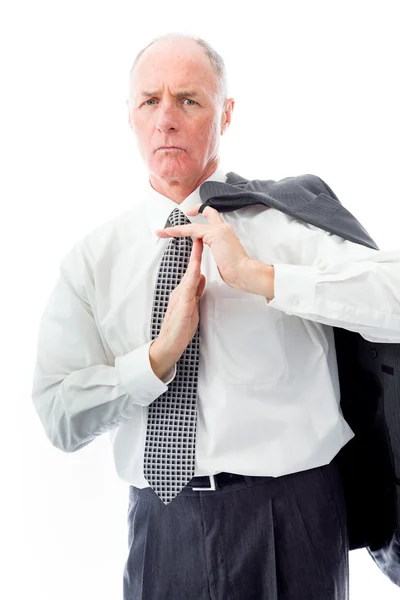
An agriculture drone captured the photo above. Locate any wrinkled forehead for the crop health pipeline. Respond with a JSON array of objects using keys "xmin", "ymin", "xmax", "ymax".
[{"xmin": 131, "ymin": 48, "xmax": 218, "ymax": 100}]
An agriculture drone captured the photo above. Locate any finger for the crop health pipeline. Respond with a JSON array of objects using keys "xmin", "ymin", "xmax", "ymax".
[
  {"xmin": 182, "ymin": 238, "xmax": 199, "ymax": 274},
  {"xmin": 198, "ymin": 205, "xmax": 224, "ymax": 225},
  {"xmin": 187, "ymin": 239, "xmax": 202, "ymax": 275},
  {"xmin": 185, "ymin": 202, "xmax": 218, "ymax": 217},
  {"xmin": 190, "ymin": 241, "xmax": 204, "ymax": 293},
  {"xmin": 159, "ymin": 224, "xmax": 196, "ymax": 237},
  {"xmin": 191, "ymin": 238, "xmax": 203, "ymax": 263},
  {"xmin": 185, "ymin": 203, "xmax": 202, "ymax": 216},
  {"xmin": 181, "ymin": 241, "xmax": 199, "ymax": 286}
]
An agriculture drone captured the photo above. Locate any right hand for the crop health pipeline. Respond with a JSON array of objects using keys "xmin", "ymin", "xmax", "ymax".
[{"xmin": 157, "ymin": 237, "xmax": 206, "ymax": 359}]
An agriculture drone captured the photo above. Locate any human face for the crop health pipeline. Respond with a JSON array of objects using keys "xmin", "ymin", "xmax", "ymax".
[{"xmin": 127, "ymin": 40, "xmax": 232, "ymax": 194}]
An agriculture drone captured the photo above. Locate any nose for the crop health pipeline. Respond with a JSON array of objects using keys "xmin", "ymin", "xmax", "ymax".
[{"xmin": 155, "ymin": 101, "xmax": 180, "ymax": 133}]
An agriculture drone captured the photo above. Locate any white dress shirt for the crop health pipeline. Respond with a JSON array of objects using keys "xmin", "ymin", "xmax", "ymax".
[{"xmin": 31, "ymin": 164, "xmax": 400, "ymax": 489}]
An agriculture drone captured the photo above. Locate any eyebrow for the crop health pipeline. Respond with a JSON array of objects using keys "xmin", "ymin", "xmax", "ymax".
[{"xmin": 139, "ymin": 90, "xmax": 200, "ymax": 98}]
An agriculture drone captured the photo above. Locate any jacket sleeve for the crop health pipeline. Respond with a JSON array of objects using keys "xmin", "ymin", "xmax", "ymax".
[{"xmin": 31, "ymin": 241, "xmax": 176, "ymax": 453}]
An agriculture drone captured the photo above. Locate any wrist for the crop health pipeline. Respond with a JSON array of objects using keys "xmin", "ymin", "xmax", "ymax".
[
  {"xmin": 241, "ymin": 259, "xmax": 275, "ymax": 299},
  {"xmin": 149, "ymin": 338, "xmax": 177, "ymax": 381}
]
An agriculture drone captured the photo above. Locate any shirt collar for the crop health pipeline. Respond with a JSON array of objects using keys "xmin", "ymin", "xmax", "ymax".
[{"xmin": 144, "ymin": 164, "xmax": 227, "ymax": 244}]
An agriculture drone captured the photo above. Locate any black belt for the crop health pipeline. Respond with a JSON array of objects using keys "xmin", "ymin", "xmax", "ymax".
[{"xmin": 188, "ymin": 472, "xmax": 245, "ymax": 491}]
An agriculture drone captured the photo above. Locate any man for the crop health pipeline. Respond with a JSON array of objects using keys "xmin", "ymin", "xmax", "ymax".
[{"xmin": 32, "ymin": 32, "xmax": 400, "ymax": 599}]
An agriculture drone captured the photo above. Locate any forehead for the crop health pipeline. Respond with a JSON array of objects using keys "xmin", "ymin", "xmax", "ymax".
[{"xmin": 132, "ymin": 42, "xmax": 216, "ymax": 94}]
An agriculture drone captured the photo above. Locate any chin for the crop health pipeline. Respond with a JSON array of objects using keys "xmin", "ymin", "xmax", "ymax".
[{"xmin": 150, "ymin": 157, "xmax": 191, "ymax": 178}]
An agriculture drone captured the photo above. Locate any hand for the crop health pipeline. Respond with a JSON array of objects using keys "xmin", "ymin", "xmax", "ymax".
[
  {"xmin": 156, "ymin": 236, "xmax": 206, "ymax": 361},
  {"xmin": 156, "ymin": 203, "xmax": 252, "ymax": 290}
]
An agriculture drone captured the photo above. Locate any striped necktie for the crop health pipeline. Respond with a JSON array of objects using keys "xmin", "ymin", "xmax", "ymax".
[{"xmin": 143, "ymin": 207, "xmax": 200, "ymax": 505}]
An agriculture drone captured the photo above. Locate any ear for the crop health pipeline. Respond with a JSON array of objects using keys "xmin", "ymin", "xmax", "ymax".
[{"xmin": 220, "ymin": 98, "xmax": 234, "ymax": 134}]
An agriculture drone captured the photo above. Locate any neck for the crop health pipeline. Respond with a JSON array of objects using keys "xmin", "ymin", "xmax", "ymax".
[{"xmin": 149, "ymin": 160, "xmax": 220, "ymax": 204}]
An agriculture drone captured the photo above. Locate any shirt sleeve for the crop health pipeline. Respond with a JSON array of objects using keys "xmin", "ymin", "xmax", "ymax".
[
  {"xmin": 31, "ymin": 242, "xmax": 176, "ymax": 454},
  {"xmin": 265, "ymin": 220, "xmax": 400, "ymax": 343}
]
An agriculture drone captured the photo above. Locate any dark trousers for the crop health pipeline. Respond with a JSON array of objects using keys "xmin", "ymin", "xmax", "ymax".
[{"xmin": 123, "ymin": 456, "xmax": 349, "ymax": 599}]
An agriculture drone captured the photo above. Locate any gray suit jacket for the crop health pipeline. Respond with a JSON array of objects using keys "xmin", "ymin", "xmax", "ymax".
[{"xmin": 198, "ymin": 171, "xmax": 400, "ymax": 587}]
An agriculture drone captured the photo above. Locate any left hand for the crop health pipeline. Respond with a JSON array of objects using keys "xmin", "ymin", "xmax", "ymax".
[{"xmin": 155, "ymin": 203, "xmax": 252, "ymax": 290}]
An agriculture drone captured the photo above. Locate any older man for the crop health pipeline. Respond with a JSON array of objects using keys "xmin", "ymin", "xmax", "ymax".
[{"xmin": 33, "ymin": 32, "xmax": 400, "ymax": 600}]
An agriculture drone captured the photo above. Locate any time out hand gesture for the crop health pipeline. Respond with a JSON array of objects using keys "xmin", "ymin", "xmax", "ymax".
[
  {"xmin": 156, "ymin": 204, "xmax": 252, "ymax": 290},
  {"xmin": 152, "ymin": 203, "xmax": 274, "ymax": 371}
]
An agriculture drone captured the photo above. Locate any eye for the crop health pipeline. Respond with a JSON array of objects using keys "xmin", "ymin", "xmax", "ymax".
[{"xmin": 143, "ymin": 98, "xmax": 197, "ymax": 106}]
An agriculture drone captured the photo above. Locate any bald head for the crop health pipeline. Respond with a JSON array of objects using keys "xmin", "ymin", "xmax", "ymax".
[{"xmin": 128, "ymin": 33, "xmax": 227, "ymax": 111}]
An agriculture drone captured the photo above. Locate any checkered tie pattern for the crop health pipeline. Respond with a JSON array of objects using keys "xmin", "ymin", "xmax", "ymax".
[{"xmin": 143, "ymin": 207, "xmax": 200, "ymax": 505}]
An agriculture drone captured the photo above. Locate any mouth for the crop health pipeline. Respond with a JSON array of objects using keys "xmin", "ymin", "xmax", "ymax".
[{"xmin": 157, "ymin": 147, "xmax": 184, "ymax": 152}]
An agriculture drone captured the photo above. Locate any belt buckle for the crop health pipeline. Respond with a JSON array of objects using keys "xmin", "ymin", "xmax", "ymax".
[{"xmin": 192, "ymin": 474, "xmax": 217, "ymax": 491}]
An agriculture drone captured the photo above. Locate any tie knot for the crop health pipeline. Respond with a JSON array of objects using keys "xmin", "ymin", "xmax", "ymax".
[{"xmin": 168, "ymin": 207, "xmax": 191, "ymax": 228}]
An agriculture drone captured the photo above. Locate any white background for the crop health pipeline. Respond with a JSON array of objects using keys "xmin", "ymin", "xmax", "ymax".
[{"xmin": 1, "ymin": 0, "xmax": 399, "ymax": 598}]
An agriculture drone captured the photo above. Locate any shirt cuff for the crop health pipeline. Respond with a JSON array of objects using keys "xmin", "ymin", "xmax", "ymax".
[
  {"xmin": 115, "ymin": 340, "xmax": 175, "ymax": 406},
  {"xmin": 266, "ymin": 263, "xmax": 318, "ymax": 314}
]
